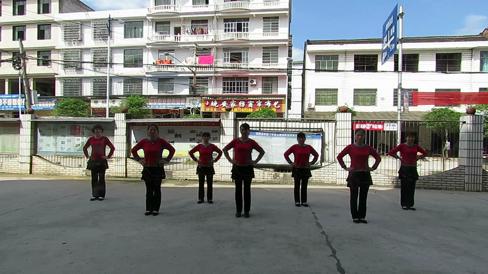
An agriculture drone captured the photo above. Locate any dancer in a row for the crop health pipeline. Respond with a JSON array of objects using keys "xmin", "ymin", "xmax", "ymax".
[
  {"xmin": 83, "ymin": 124, "xmax": 115, "ymax": 201},
  {"xmin": 189, "ymin": 132, "xmax": 223, "ymax": 204}
]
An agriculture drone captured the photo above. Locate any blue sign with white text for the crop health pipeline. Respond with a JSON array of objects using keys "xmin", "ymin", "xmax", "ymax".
[{"xmin": 382, "ymin": 5, "xmax": 398, "ymax": 64}]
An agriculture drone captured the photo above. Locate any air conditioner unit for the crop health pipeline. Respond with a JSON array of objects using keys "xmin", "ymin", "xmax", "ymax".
[{"xmin": 249, "ymin": 79, "xmax": 257, "ymax": 86}]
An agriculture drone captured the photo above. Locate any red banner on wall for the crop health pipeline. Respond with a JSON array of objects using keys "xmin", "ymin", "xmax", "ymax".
[
  {"xmin": 412, "ymin": 92, "xmax": 488, "ymax": 106},
  {"xmin": 353, "ymin": 122, "xmax": 385, "ymax": 131}
]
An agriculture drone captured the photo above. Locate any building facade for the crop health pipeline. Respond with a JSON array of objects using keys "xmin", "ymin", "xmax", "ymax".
[
  {"xmin": 303, "ymin": 32, "xmax": 488, "ymax": 120},
  {"xmin": 0, "ymin": 0, "xmax": 291, "ymax": 117}
]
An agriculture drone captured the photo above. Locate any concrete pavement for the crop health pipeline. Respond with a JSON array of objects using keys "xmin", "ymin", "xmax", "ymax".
[{"xmin": 0, "ymin": 179, "xmax": 487, "ymax": 274}]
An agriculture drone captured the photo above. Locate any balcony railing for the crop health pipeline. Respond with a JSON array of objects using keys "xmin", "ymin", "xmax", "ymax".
[
  {"xmin": 218, "ymin": 0, "xmax": 251, "ymax": 11},
  {"xmin": 146, "ymin": 64, "xmax": 214, "ymax": 73},
  {"xmin": 219, "ymin": 32, "xmax": 250, "ymax": 41},
  {"xmin": 151, "ymin": 33, "xmax": 214, "ymax": 43},
  {"xmin": 149, "ymin": 4, "xmax": 179, "ymax": 14},
  {"xmin": 149, "ymin": 0, "xmax": 288, "ymax": 15}
]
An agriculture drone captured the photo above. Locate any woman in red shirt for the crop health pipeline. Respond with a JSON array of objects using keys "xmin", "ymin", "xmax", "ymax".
[
  {"xmin": 83, "ymin": 124, "xmax": 115, "ymax": 201},
  {"xmin": 284, "ymin": 132, "xmax": 319, "ymax": 207},
  {"xmin": 223, "ymin": 123, "xmax": 265, "ymax": 218},
  {"xmin": 131, "ymin": 124, "xmax": 175, "ymax": 216},
  {"xmin": 388, "ymin": 132, "xmax": 427, "ymax": 210},
  {"xmin": 189, "ymin": 132, "xmax": 223, "ymax": 204},
  {"xmin": 337, "ymin": 129, "xmax": 381, "ymax": 224}
]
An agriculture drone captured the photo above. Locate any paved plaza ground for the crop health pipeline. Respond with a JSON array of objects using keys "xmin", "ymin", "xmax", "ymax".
[{"xmin": 0, "ymin": 177, "xmax": 487, "ymax": 274}]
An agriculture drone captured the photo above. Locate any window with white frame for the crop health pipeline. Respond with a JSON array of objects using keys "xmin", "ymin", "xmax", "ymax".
[
  {"xmin": 315, "ymin": 89, "xmax": 338, "ymax": 105},
  {"xmin": 63, "ymin": 78, "xmax": 82, "ymax": 96},
  {"xmin": 262, "ymin": 47, "xmax": 279, "ymax": 64},
  {"xmin": 92, "ymin": 21, "xmax": 108, "ymax": 41},
  {"xmin": 63, "ymin": 23, "xmax": 82, "ymax": 41},
  {"xmin": 93, "ymin": 48, "xmax": 110, "ymax": 68},
  {"xmin": 353, "ymin": 89, "xmax": 377, "ymax": 106},
  {"xmin": 192, "ymin": 0, "xmax": 209, "ymax": 6},
  {"xmin": 480, "ymin": 51, "xmax": 488, "ymax": 72},
  {"xmin": 12, "ymin": 25, "xmax": 25, "ymax": 41},
  {"xmin": 223, "ymin": 77, "xmax": 249, "ymax": 94},
  {"xmin": 315, "ymin": 55, "xmax": 338, "ymax": 71},
  {"xmin": 158, "ymin": 78, "xmax": 174, "ymax": 94},
  {"xmin": 124, "ymin": 49, "xmax": 143, "ymax": 68},
  {"xmin": 37, "ymin": 50, "xmax": 51, "ymax": 66},
  {"xmin": 191, "ymin": 20, "xmax": 208, "ymax": 35},
  {"xmin": 224, "ymin": 18, "xmax": 249, "ymax": 33},
  {"xmin": 124, "ymin": 21, "xmax": 143, "ymax": 39},
  {"xmin": 123, "ymin": 78, "xmax": 143, "ymax": 95},
  {"xmin": 63, "ymin": 50, "xmax": 82, "ymax": 70},
  {"xmin": 13, "ymin": 0, "xmax": 25, "ymax": 16},
  {"xmin": 394, "ymin": 54, "xmax": 419, "ymax": 72},
  {"xmin": 37, "ymin": 0, "xmax": 50, "ymax": 14},
  {"xmin": 354, "ymin": 55, "xmax": 378, "ymax": 72},
  {"xmin": 262, "ymin": 77, "xmax": 278, "ymax": 94},
  {"xmin": 393, "ymin": 88, "xmax": 417, "ymax": 106},
  {"xmin": 92, "ymin": 78, "xmax": 109, "ymax": 97},
  {"xmin": 436, "ymin": 53, "xmax": 461, "ymax": 72},
  {"xmin": 263, "ymin": 17, "xmax": 279, "ymax": 34},
  {"xmin": 37, "ymin": 24, "xmax": 51, "ymax": 40},
  {"xmin": 224, "ymin": 48, "xmax": 248, "ymax": 64},
  {"xmin": 155, "ymin": 21, "xmax": 170, "ymax": 35},
  {"xmin": 155, "ymin": 0, "xmax": 173, "ymax": 5},
  {"xmin": 192, "ymin": 77, "xmax": 208, "ymax": 94}
]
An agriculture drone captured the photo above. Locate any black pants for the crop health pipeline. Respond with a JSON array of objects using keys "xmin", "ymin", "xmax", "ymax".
[
  {"xmin": 349, "ymin": 184, "xmax": 370, "ymax": 219},
  {"xmin": 235, "ymin": 178, "xmax": 252, "ymax": 214},
  {"xmin": 90, "ymin": 168, "xmax": 106, "ymax": 198},
  {"xmin": 401, "ymin": 178, "xmax": 416, "ymax": 207},
  {"xmin": 198, "ymin": 174, "xmax": 213, "ymax": 201},
  {"xmin": 145, "ymin": 178, "xmax": 162, "ymax": 212},
  {"xmin": 294, "ymin": 177, "xmax": 309, "ymax": 203}
]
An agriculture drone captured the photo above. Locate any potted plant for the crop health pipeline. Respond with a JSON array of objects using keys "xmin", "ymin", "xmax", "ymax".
[
  {"xmin": 337, "ymin": 105, "xmax": 349, "ymax": 113},
  {"xmin": 466, "ymin": 105, "xmax": 476, "ymax": 115}
]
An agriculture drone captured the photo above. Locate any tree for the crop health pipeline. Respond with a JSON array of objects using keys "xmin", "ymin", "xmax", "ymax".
[
  {"xmin": 121, "ymin": 95, "xmax": 150, "ymax": 119},
  {"xmin": 53, "ymin": 98, "xmax": 90, "ymax": 117},
  {"xmin": 424, "ymin": 108, "xmax": 462, "ymax": 139},
  {"xmin": 246, "ymin": 108, "xmax": 277, "ymax": 118},
  {"xmin": 475, "ymin": 104, "xmax": 488, "ymax": 137}
]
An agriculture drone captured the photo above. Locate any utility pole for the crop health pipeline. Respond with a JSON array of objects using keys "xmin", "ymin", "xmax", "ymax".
[
  {"xmin": 191, "ymin": 43, "xmax": 198, "ymax": 95},
  {"xmin": 19, "ymin": 40, "xmax": 33, "ymax": 112},
  {"xmin": 396, "ymin": 6, "xmax": 404, "ymax": 145},
  {"xmin": 106, "ymin": 15, "xmax": 112, "ymax": 118}
]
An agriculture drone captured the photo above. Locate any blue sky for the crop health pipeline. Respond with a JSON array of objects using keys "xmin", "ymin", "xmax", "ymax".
[{"xmin": 85, "ymin": 0, "xmax": 488, "ymax": 59}]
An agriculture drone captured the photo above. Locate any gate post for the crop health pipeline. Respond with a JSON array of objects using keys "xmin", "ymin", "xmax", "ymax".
[
  {"xmin": 459, "ymin": 114, "xmax": 484, "ymax": 191},
  {"xmin": 19, "ymin": 114, "xmax": 34, "ymax": 174},
  {"xmin": 113, "ymin": 113, "xmax": 127, "ymax": 177},
  {"xmin": 335, "ymin": 112, "xmax": 352, "ymax": 184}
]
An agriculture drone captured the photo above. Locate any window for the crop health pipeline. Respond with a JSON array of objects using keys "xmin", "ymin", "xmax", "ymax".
[
  {"xmin": 315, "ymin": 55, "xmax": 338, "ymax": 71},
  {"xmin": 158, "ymin": 78, "xmax": 174, "ymax": 94},
  {"xmin": 481, "ymin": 51, "xmax": 488, "ymax": 72},
  {"xmin": 62, "ymin": 78, "xmax": 82, "ymax": 96},
  {"xmin": 0, "ymin": 79, "xmax": 5, "ymax": 95},
  {"xmin": 191, "ymin": 20, "xmax": 208, "ymax": 35},
  {"xmin": 9, "ymin": 79, "xmax": 23, "ymax": 94},
  {"xmin": 124, "ymin": 21, "xmax": 143, "ymax": 39},
  {"xmin": 193, "ymin": 0, "xmax": 208, "ymax": 5},
  {"xmin": 37, "ymin": 0, "xmax": 50, "ymax": 14},
  {"xmin": 224, "ymin": 18, "xmax": 249, "ymax": 33},
  {"xmin": 262, "ymin": 47, "xmax": 279, "ymax": 64},
  {"xmin": 263, "ymin": 17, "xmax": 279, "ymax": 34},
  {"xmin": 394, "ymin": 54, "xmax": 419, "ymax": 72},
  {"xmin": 315, "ymin": 89, "xmax": 338, "ymax": 106},
  {"xmin": 63, "ymin": 50, "xmax": 82, "ymax": 70},
  {"xmin": 0, "ymin": 27, "xmax": 2, "ymax": 41},
  {"xmin": 37, "ymin": 51, "xmax": 51, "ymax": 66},
  {"xmin": 223, "ymin": 77, "xmax": 249, "ymax": 94},
  {"xmin": 13, "ymin": 25, "xmax": 25, "ymax": 41},
  {"xmin": 436, "ymin": 53, "xmax": 461, "ymax": 72},
  {"xmin": 92, "ymin": 21, "xmax": 108, "ymax": 41},
  {"xmin": 13, "ymin": 0, "xmax": 25, "ymax": 16},
  {"xmin": 435, "ymin": 89, "xmax": 460, "ymax": 106},
  {"xmin": 155, "ymin": 21, "xmax": 170, "ymax": 35},
  {"xmin": 196, "ymin": 48, "xmax": 211, "ymax": 57},
  {"xmin": 354, "ymin": 55, "xmax": 378, "ymax": 72},
  {"xmin": 37, "ymin": 24, "xmax": 51, "ymax": 40},
  {"xmin": 192, "ymin": 77, "xmax": 208, "ymax": 95},
  {"xmin": 124, "ymin": 49, "xmax": 143, "ymax": 68},
  {"xmin": 480, "ymin": 88, "xmax": 488, "ymax": 92},
  {"xmin": 63, "ymin": 23, "xmax": 82, "ymax": 41},
  {"xmin": 353, "ymin": 89, "xmax": 377, "ymax": 106},
  {"xmin": 262, "ymin": 77, "xmax": 278, "ymax": 94},
  {"xmin": 393, "ymin": 88, "xmax": 417, "ymax": 107},
  {"xmin": 155, "ymin": 0, "xmax": 173, "ymax": 5},
  {"xmin": 224, "ymin": 48, "xmax": 248, "ymax": 64},
  {"xmin": 92, "ymin": 78, "xmax": 109, "ymax": 97},
  {"xmin": 93, "ymin": 48, "xmax": 111, "ymax": 68},
  {"xmin": 123, "ymin": 78, "xmax": 143, "ymax": 95}
]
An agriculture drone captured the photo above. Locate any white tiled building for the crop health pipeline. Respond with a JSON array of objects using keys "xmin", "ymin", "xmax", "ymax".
[
  {"xmin": 303, "ymin": 31, "xmax": 488, "ymax": 119},
  {"xmin": 0, "ymin": 0, "xmax": 291, "ymax": 117}
]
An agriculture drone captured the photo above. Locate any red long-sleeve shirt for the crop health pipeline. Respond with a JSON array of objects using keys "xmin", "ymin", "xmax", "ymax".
[
  {"xmin": 83, "ymin": 136, "xmax": 115, "ymax": 160},
  {"xmin": 189, "ymin": 144, "xmax": 222, "ymax": 166},
  {"xmin": 388, "ymin": 144, "xmax": 427, "ymax": 166},
  {"xmin": 224, "ymin": 138, "xmax": 263, "ymax": 166},
  {"xmin": 131, "ymin": 138, "xmax": 175, "ymax": 167},
  {"xmin": 284, "ymin": 144, "xmax": 319, "ymax": 168},
  {"xmin": 337, "ymin": 144, "xmax": 381, "ymax": 171}
]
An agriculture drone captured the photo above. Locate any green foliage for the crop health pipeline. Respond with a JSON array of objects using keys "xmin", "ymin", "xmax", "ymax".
[
  {"xmin": 184, "ymin": 113, "xmax": 201, "ymax": 119},
  {"xmin": 424, "ymin": 108, "xmax": 462, "ymax": 136},
  {"xmin": 246, "ymin": 108, "xmax": 277, "ymax": 118},
  {"xmin": 53, "ymin": 98, "xmax": 90, "ymax": 117},
  {"xmin": 474, "ymin": 104, "xmax": 488, "ymax": 137},
  {"xmin": 336, "ymin": 106, "xmax": 357, "ymax": 117},
  {"xmin": 122, "ymin": 95, "xmax": 150, "ymax": 119}
]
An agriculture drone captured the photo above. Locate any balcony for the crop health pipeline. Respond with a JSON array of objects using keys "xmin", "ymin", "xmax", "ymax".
[
  {"xmin": 218, "ymin": 0, "xmax": 251, "ymax": 11},
  {"xmin": 148, "ymin": 4, "xmax": 180, "ymax": 15},
  {"xmin": 218, "ymin": 32, "xmax": 250, "ymax": 41},
  {"xmin": 146, "ymin": 64, "xmax": 214, "ymax": 74},
  {"xmin": 150, "ymin": 33, "xmax": 215, "ymax": 44}
]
